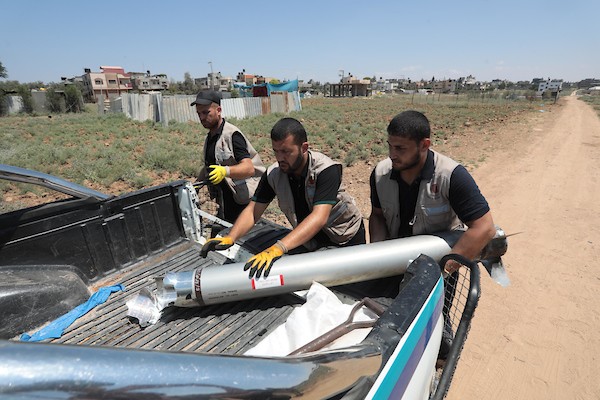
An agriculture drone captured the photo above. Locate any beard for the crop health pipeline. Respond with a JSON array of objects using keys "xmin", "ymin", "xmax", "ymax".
[
  {"xmin": 201, "ymin": 119, "xmax": 218, "ymax": 130},
  {"xmin": 279, "ymin": 152, "xmax": 304, "ymax": 175},
  {"xmin": 391, "ymin": 151, "xmax": 421, "ymax": 172}
]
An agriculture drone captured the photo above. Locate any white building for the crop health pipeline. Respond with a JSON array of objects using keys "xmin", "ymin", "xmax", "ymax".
[{"xmin": 537, "ymin": 79, "xmax": 563, "ymax": 95}]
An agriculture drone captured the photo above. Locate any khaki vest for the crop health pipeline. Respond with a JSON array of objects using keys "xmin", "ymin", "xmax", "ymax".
[
  {"xmin": 266, "ymin": 151, "xmax": 363, "ymax": 249},
  {"xmin": 373, "ymin": 150, "xmax": 463, "ymax": 238},
  {"xmin": 200, "ymin": 120, "xmax": 265, "ymax": 205}
]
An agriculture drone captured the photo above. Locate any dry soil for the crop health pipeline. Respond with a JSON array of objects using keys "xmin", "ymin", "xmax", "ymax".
[{"xmin": 344, "ymin": 94, "xmax": 600, "ymax": 400}]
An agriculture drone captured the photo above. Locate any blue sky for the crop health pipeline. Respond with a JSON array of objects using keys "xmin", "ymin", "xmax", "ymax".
[{"xmin": 1, "ymin": 0, "xmax": 598, "ymax": 84}]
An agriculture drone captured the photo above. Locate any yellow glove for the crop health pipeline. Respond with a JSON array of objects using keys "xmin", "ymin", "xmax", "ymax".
[
  {"xmin": 200, "ymin": 236, "xmax": 234, "ymax": 258},
  {"xmin": 244, "ymin": 241, "xmax": 287, "ymax": 279},
  {"xmin": 208, "ymin": 165, "xmax": 229, "ymax": 185}
]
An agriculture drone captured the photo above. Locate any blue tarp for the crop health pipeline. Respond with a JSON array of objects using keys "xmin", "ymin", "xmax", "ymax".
[
  {"xmin": 267, "ymin": 79, "xmax": 299, "ymax": 94},
  {"xmin": 20, "ymin": 283, "xmax": 125, "ymax": 342},
  {"xmin": 233, "ymin": 79, "xmax": 299, "ymax": 97}
]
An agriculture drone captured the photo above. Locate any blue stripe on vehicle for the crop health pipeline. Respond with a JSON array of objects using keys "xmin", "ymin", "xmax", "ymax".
[{"xmin": 370, "ymin": 277, "xmax": 444, "ymax": 399}]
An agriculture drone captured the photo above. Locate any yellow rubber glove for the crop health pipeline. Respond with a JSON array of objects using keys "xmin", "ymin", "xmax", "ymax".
[
  {"xmin": 200, "ymin": 236, "xmax": 234, "ymax": 258},
  {"xmin": 244, "ymin": 242, "xmax": 286, "ymax": 279},
  {"xmin": 208, "ymin": 165, "xmax": 229, "ymax": 185}
]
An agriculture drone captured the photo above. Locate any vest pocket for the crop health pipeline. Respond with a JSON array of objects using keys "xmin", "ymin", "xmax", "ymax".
[{"xmin": 419, "ymin": 202, "xmax": 452, "ymax": 232}]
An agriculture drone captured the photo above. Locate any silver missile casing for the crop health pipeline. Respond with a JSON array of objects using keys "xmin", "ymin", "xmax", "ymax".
[{"xmin": 157, "ymin": 234, "xmax": 453, "ymax": 308}]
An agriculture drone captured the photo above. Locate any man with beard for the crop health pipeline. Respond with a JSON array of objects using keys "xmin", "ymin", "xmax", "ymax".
[
  {"xmin": 192, "ymin": 90, "xmax": 265, "ymax": 223},
  {"xmin": 369, "ymin": 110, "xmax": 496, "ymax": 274},
  {"xmin": 201, "ymin": 117, "xmax": 365, "ymax": 279},
  {"xmin": 369, "ymin": 110, "xmax": 496, "ymax": 361}
]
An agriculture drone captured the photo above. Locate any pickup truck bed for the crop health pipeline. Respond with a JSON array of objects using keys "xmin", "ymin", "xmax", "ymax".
[
  {"xmin": 1, "ymin": 168, "xmax": 481, "ymax": 399},
  {"xmin": 45, "ymin": 240, "xmax": 303, "ymax": 355},
  {"xmin": 45, "ymin": 241, "xmax": 403, "ymax": 356}
]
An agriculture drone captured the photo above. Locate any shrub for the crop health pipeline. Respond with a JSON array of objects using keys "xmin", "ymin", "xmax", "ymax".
[
  {"xmin": 45, "ymin": 88, "xmax": 64, "ymax": 113},
  {"xmin": 17, "ymin": 85, "xmax": 34, "ymax": 114},
  {"xmin": 64, "ymin": 84, "xmax": 84, "ymax": 113}
]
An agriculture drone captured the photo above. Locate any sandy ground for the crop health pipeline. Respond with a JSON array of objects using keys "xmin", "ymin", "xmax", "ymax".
[
  {"xmin": 341, "ymin": 94, "xmax": 600, "ymax": 399},
  {"xmin": 443, "ymin": 95, "xmax": 600, "ymax": 399}
]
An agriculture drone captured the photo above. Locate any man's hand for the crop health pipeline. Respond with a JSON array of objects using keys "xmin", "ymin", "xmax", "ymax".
[
  {"xmin": 244, "ymin": 242, "xmax": 286, "ymax": 279},
  {"xmin": 208, "ymin": 165, "xmax": 229, "ymax": 185},
  {"xmin": 444, "ymin": 259, "xmax": 463, "ymax": 274},
  {"xmin": 200, "ymin": 236, "xmax": 234, "ymax": 258}
]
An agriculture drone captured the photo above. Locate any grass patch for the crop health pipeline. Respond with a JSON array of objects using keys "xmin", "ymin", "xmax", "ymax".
[
  {"xmin": 1, "ymin": 95, "xmax": 539, "ymax": 197},
  {"xmin": 580, "ymin": 94, "xmax": 600, "ymax": 117}
]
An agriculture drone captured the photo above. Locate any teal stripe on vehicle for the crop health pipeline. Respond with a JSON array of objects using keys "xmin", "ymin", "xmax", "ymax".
[{"xmin": 368, "ymin": 277, "xmax": 444, "ymax": 399}]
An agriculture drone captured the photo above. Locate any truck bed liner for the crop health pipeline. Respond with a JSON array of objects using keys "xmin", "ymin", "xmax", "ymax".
[{"xmin": 46, "ymin": 241, "xmax": 303, "ymax": 355}]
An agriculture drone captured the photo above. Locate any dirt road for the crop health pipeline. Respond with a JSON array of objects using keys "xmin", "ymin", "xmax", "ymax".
[{"xmin": 445, "ymin": 95, "xmax": 600, "ymax": 399}]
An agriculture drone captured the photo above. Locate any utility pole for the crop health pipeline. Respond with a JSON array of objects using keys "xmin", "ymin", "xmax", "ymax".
[{"xmin": 208, "ymin": 61, "xmax": 214, "ymax": 91}]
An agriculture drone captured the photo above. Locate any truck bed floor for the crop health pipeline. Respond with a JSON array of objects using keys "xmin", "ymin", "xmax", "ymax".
[{"xmin": 46, "ymin": 241, "xmax": 303, "ymax": 355}]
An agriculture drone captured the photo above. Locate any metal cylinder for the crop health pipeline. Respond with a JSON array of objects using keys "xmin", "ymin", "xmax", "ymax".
[{"xmin": 157, "ymin": 234, "xmax": 453, "ymax": 308}]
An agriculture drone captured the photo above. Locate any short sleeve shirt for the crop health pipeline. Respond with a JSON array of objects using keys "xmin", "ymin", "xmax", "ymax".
[
  {"xmin": 254, "ymin": 163, "xmax": 341, "ymax": 246},
  {"xmin": 253, "ymin": 164, "xmax": 340, "ymax": 223},
  {"xmin": 205, "ymin": 119, "xmax": 251, "ymax": 219},
  {"xmin": 205, "ymin": 120, "xmax": 251, "ymax": 167},
  {"xmin": 370, "ymin": 151, "xmax": 489, "ymax": 237}
]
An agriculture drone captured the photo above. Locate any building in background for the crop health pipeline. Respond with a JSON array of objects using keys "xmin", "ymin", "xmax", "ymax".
[
  {"xmin": 129, "ymin": 71, "xmax": 169, "ymax": 91},
  {"xmin": 536, "ymin": 79, "xmax": 563, "ymax": 96},
  {"xmin": 81, "ymin": 66, "xmax": 132, "ymax": 102},
  {"xmin": 195, "ymin": 72, "xmax": 233, "ymax": 92},
  {"xmin": 328, "ymin": 74, "xmax": 371, "ymax": 97},
  {"xmin": 237, "ymin": 71, "xmax": 257, "ymax": 86},
  {"xmin": 431, "ymin": 79, "xmax": 457, "ymax": 93}
]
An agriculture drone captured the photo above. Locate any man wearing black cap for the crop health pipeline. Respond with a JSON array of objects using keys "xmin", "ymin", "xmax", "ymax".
[{"xmin": 192, "ymin": 90, "xmax": 265, "ymax": 223}]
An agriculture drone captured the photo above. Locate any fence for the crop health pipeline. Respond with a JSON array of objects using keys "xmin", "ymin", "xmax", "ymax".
[
  {"xmin": 398, "ymin": 91, "xmax": 537, "ymax": 105},
  {"xmin": 101, "ymin": 91, "xmax": 302, "ymax": 125}
]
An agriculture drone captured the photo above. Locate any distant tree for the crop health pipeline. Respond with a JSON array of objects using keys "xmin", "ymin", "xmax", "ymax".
[
  {"xmin": 0, "ymin": 61, "xmax": 7, "ymax": 79},
  {"xmin": 64, "ymin": 84, "xmax": 84, "ymax": 113},
  {"xmin": 45, "ymin": 87, "xmax": 64, "ymax": 113},
  {"xmin": 181, "ymin": 72, "xmax": 196, "ymax": 94},
  {"xmin": 269, "ymin": 79, "xmax": 280, "ymax": 85},
  {"xmin": 25, "ymin": 81, "xmax": 45, "ymax": 90}
]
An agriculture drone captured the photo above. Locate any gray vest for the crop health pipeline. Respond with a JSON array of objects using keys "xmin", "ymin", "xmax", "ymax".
[
  {"xmin": 200, "ymin": 121, "xmax": 265, "ymax": 205},
  {"xmin": 266, "ymin": 151, "xmax": 363, "ymax": 249},
  {"xmin": 373, "ymin": 150, "xmax": 463, "ymax": 238}
]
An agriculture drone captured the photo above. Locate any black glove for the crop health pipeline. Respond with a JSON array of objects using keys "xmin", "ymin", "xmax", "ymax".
[{"xmin": 200, "ymin": 236, "xmax": 234, "ymax": 258}]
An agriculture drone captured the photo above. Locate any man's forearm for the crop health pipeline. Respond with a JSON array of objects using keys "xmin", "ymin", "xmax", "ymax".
[
  {"xmin": 227, "ymin": 158, "xmax": 255, "ymax": 179},
  {"xmin": 279, "ymin": 206, "xmax": 330, "ymax": 251},
  {"xmin": 228, "ymin": 202, "xmax": 265, "ymax": 241},
  {"xmin": 450, "ymin": 212, "xmax": 496, "ymax": 259},
  {"xmin": 368, "ymin": 210, "xmax": 388, "ymax": 243}
]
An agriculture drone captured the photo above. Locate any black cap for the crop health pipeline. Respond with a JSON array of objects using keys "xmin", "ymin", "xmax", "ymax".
[{"xmin": 191, "ymin": 90, "xmax": 221, "ymax": 106}]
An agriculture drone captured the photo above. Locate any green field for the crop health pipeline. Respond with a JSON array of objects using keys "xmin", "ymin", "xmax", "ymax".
[
  {"xmin": 580, "ymin": 93, "xmax": 600, "ymax": 117},
  {"xmin": 1, "ymin": 95, "xmax": 538, "ymax": 199}
]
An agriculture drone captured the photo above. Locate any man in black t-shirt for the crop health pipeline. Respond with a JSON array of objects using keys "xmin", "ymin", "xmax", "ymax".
[
  {"xmin": 192, "ymin": 91, "xmax": 264, "ymax": 223},
  {"xmin": 369, "ymin": 111, "xmax": 497, "ymax": 362},
  {"xmin": 369, "ymin": 110, "xmax": 496, "ymax": 275},
  {"xmin": 201, "ymin": 118, "xmax": 365, "ymax": 280}
]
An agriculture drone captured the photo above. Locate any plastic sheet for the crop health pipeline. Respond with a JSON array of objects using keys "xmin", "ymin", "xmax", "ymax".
[{"xmin": 245, "ymin": 282, "xmax": 377, "ymax": 357}]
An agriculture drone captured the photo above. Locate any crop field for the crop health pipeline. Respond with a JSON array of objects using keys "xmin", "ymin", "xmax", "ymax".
[
  {"xmin": 1, "ymin": 94, "xmax": 540, "ymax": 212},
  {"xmin": 580, "ymin": 93, "xmax": 600, "ymax": 117}
]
